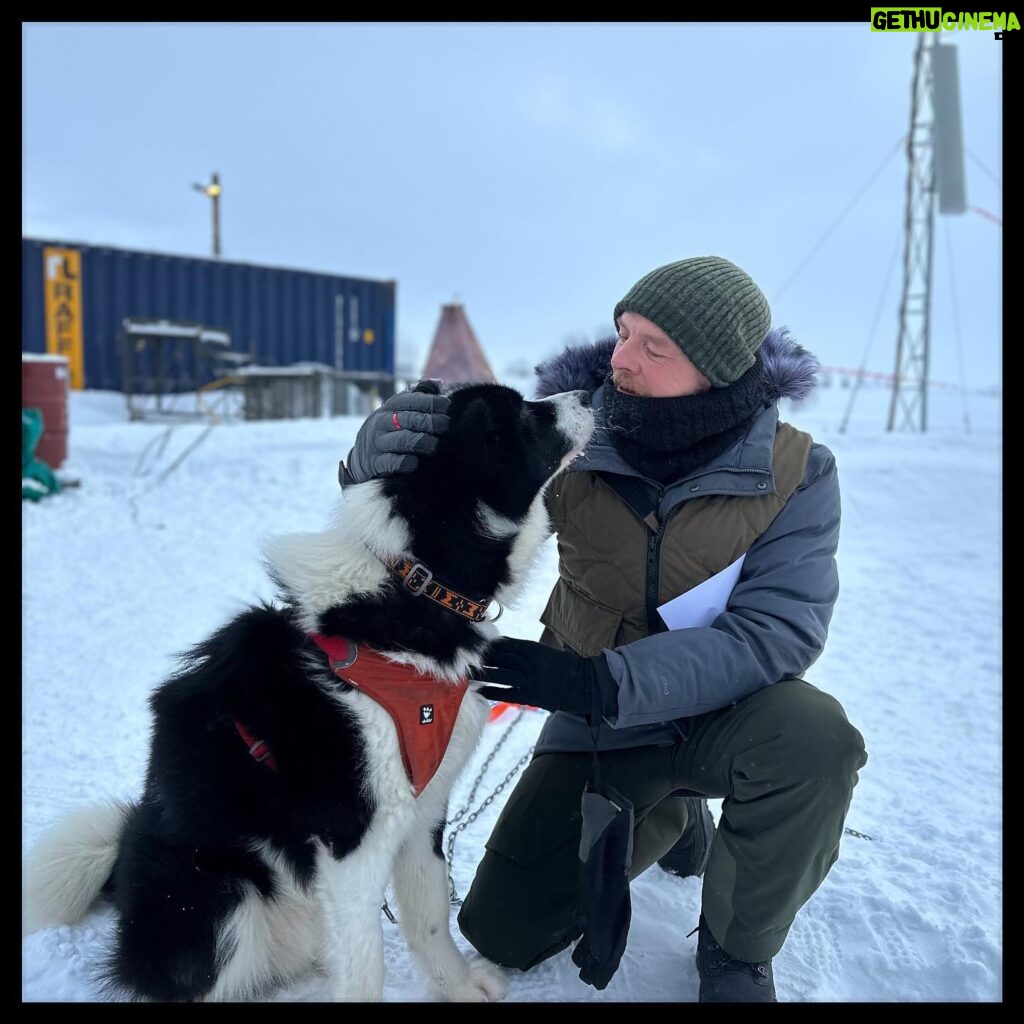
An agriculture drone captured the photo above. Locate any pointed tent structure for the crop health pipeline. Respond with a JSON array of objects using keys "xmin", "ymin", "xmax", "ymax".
[{"xmin": 421, "ymin": 303, "xmax": 497, "ymax": 384}]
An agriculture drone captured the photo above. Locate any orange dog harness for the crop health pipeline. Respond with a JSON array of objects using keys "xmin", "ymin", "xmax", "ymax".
[{"xmin": 309, "ymin": 633, "xmax": 470, "ymax": 796}]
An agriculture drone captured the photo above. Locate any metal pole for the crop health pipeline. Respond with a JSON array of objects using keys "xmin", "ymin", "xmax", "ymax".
[
  {"xmin": 210, "ymin": 172, "xmax": 221, "ymax": 258},
  {"xmin": 192, "ymin": 173, "xmax": 222, "ymax": 259}
]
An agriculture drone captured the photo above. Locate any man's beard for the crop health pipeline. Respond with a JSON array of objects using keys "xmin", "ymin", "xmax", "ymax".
[{"xmin": 609, "ymin": 369, "xmax": 646, "ymax": 396}]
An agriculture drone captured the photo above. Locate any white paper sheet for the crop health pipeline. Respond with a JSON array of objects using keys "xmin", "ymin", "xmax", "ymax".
[{"xmin": 657, "ymin": 552, "xmax": 746, "ymax": 630}]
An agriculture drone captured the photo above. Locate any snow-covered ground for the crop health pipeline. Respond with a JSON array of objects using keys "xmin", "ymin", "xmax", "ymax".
[{"xmin": 22, "ymin": 375, "xmax": 1002, "ymax": 1002}]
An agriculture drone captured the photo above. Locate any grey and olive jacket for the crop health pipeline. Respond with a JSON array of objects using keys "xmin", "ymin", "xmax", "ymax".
[{"xmin": 532, "ymin": 328, "xmax": 840, "ymax": 755}]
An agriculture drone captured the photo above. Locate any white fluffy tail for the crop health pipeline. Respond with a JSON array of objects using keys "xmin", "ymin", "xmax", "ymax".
[{"xmin": 23, "ymin": 799, "xmax": 129, "ymax": 936}]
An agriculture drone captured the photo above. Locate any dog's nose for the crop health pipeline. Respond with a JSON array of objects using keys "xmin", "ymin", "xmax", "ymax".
[{"xmin": 574, "ymin": 390, "xmax": 592, "ymax": 408}]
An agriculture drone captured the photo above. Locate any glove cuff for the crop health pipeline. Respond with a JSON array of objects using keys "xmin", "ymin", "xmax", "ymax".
[
  {"xmin": 589, "ymin": 654, "xmax": 619, "ymax": 721},
  {"xmin": 338, "ymin": 459, "xmax": 360, "ymax": 490}
]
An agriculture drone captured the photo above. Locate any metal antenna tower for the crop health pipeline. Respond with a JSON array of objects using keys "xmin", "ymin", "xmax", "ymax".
[{"xmin": 888, "ymin": 36, "xmax": 966, "ymax": 432}]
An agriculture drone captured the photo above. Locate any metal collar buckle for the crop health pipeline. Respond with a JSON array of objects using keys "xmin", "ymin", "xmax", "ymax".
[
  {"xmin": 403, "ymin": 562, "xmax": 433, "ymax": 595},
  {"xmin": 248, "ymin": 740, "xmax": 273, "ymax": 763}
]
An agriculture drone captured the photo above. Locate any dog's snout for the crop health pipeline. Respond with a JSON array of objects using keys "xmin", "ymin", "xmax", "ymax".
[{"xmin": 574, "ymin": 390, "xmax": 592, "ymax": 408}]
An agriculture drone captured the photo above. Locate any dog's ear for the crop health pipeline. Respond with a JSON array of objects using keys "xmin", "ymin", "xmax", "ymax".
[
  {"xmin": 437, "ymin": 385, "xmax": 524, "ymax": 473},
  {"xmin": 457, "ymin": 395, "xmax": 501, "ymax": 447},
  {"xmin": 437, "ymin": 395, "xmax": 510, "ymax": 478}
]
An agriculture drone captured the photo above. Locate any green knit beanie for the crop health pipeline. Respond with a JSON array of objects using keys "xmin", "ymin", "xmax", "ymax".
[{"xmin": 612, "ymin": 256, "xmax": 772, "ymax": 388}]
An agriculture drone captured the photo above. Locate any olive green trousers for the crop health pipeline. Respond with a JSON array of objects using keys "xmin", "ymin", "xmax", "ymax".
[{"xmin": 457, "ymin": 678, "xmax": 867, "ymax": 967}]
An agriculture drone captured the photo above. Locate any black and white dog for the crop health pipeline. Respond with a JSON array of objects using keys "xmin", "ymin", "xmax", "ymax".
[{"xmin": 22, "ymin": 382, "xmax": 594, "ymax": 1002}]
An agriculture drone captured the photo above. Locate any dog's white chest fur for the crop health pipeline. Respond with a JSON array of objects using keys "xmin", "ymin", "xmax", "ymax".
[{"xmin": 328, "ymin": 680, "xmax": 489, "ymax": 815}]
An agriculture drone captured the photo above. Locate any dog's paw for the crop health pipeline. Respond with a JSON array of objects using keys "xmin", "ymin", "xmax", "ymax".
[{"xmin": 444, "ymin": 957, "xmax": 508, "ymax": 1002}]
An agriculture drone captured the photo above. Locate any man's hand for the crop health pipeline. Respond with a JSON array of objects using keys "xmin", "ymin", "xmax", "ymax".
[
  {"xmin": 473, "ymin": 637, "xmax": 618, "ymax": 721},
  {"xmin": 339, "ymin": 380, "xmax": 450, "ymax": 486}
]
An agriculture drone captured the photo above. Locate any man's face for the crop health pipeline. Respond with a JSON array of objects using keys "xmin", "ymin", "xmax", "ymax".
[{"xmin": 610, "ymin": 312, "xmax": 712, "ymax": 398}]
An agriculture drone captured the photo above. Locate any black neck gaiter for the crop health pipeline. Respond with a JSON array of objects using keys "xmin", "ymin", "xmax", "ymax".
[{"xmin": 603, "ymin": 354, "xmax": 767, "ymax": 485}]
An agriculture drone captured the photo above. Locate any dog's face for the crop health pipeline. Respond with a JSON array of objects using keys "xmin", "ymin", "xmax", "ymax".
[{"xmin": 419, "ymin": 382, "xmax": 594, "ymax": 521}]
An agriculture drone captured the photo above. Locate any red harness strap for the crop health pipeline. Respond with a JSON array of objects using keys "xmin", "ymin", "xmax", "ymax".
[
  {"xmin": 309, "ymin": 633, "xmax": 470, "ymax": 797},
  {"xmin": 233, "ymin": 718, "xmax": 279, "ymax": 770}
]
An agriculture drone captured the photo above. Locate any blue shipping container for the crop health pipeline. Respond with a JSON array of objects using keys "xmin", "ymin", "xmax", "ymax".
[{"xmin": 21, "ymin": 237, "xmax": 396, "ymax": 392}]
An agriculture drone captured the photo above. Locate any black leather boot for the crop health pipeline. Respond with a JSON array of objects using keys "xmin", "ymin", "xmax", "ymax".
[
  {"xmin": 657, "ymin": 797, "xmax": 715, "ymax": 878},
  {"xmin": 694, "ymin": 914, "xmax": 777, "ymax": 1002}
]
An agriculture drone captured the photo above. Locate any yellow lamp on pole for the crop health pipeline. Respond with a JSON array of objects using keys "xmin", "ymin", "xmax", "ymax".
[{"xmin": 191, "ymin": 172, "xmax": 222, "ymax": 258}]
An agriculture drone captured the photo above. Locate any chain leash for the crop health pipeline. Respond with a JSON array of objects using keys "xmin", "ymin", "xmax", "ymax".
[
  {"xmin": 445, "ymin": 709, "xmax": 535, "ymax": 906},
  {"xmin": 380, "ymin": 707, "xmax": 536, "ymax": 924},
  {"xmin": 843, "ymin": 826, "xmax": 875, "ymax": 841}
]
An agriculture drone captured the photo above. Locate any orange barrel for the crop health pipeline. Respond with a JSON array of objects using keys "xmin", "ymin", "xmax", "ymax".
[{"xmin": 22, "ymin": 353, "xmax": 70, "ymax": 470}]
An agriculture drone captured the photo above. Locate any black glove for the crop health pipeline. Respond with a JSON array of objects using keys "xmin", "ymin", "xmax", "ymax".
[
  {"xmin": 473, "ymin": 637, "xmax": 618, "ymax": 721},
  {"xmin": 572, "ymin": 781, "xmax": 634, "ymax": 990},
  {"xmin": 339, "ymin": 380, "xmax": 450, "ymax": 486}
]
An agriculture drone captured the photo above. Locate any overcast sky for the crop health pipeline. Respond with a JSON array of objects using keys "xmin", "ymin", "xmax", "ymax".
[{"xmin": 22, "ymin": 21, "xmax": 1003, "ymax": 388}]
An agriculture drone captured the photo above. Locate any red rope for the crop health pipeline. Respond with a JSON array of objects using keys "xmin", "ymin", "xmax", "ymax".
[{"xmin": 971, "ymin": 205, "xmax": 1002, "ymax": 226}]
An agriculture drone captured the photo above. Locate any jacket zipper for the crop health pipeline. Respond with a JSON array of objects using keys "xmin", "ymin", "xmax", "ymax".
[
  {"xmin": 646, "ymin": 519, "xmax": 669, "ymax": 635},
  {"xmin": 676, "ymin": 465, "xmax": 771, "ymax": 486}
]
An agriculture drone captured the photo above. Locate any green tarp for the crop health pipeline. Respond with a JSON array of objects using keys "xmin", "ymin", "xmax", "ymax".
[{"xmin": 22, "ymin": 407, "xmax": 61, "ymax": 501}]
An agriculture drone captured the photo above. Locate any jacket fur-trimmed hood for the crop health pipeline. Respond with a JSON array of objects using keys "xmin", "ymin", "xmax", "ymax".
[{"xmin": 534, "ymin": 327, "xmax": 819, "ymax": 405}]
